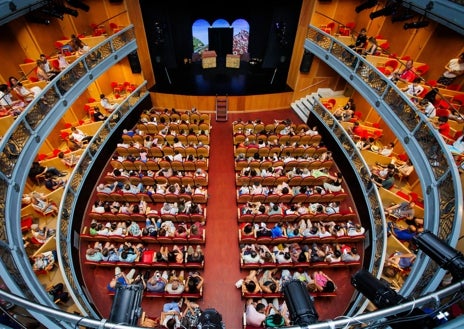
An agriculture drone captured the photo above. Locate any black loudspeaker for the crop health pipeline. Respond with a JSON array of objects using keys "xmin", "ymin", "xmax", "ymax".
[
  {"xmin": 300, "ymin": 51, "xmax": 314, "ymax": 73},
  {"xmin": 128, "ymin": 51, "xmax": 141, "ymax": 73},
  {"xmin": 282, "ymin": 280, "xmax": 318, "ymax": 326},
  {"xmin": 109, "ymin": 284, "xmax": 143, "ymax": 325}
]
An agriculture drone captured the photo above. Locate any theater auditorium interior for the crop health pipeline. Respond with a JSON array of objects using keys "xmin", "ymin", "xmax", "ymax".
[{"xmin": 0, "ymin": 0, "xmax": 463, "ymax": 328}]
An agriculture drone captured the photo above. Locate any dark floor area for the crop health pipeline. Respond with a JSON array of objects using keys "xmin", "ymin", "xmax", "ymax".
[{"xmin": 149, "ymin": 57, "xmax": 294, "ymax": 96}]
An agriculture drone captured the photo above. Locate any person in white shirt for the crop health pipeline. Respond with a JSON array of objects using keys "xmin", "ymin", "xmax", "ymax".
[
  {"xmin": 100, "ymin": 94, "xmax": 118, "ymax": 112},
  {"xmin": 437, "ymin": 52, "xmax": 464, "ymax": 86},
  {"xmin": 401, "ymin": 77, "xmax": 424, "ymax": 101},
  {"xmin": 71, "ymin": 126, "xmax": 92, "ymax": 144},
  {"xmin": 418, "ymin": 99, "xmax": 436, "ymax": 118}
]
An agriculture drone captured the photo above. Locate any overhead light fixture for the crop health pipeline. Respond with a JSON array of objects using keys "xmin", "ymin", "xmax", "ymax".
[
  {"xmin": 26, "ymin": 14, "xmax": 51, "ymax": 25},
  {"xmin": 355, "ymin": 0, "xmax": 378, "ymax": 13},
  {"xmin": 413, "ymin": 230, "xmax": 464, "ymax": 283},
  {"xmin": 66, "ymin": 0, "xmax": 89, "ymax": 12},
  {"xmin": 404, "ymin": 20, "xmax": 429, "ymax": 29},
  {"xmin": 9, "ymin": 1, "xmax": 16, "ymax": 11},
  {"xmin": 391, "ymin": 12, "xmax": 414, "ymax": 22},
  {"xmin": 352, "ymin": 270, "xmax": 434, "ymax": 328},
  {"xmin": 41, "ymin": 7, "xmax": 64, "ymax": 20},
  {"xmin": 352, "ymin": 269, "xmax": 405, "ymax": 309},
  {"xmin": 58, "ymin": 5, "xmax": 79, "ymax": 17},
  {"xmin": 369, "ymin": 5, "xmax": 397, "ymax": 19},
  {"xmin": 282, "ymin": 279, "xmax": 319, "ymax": 326}
]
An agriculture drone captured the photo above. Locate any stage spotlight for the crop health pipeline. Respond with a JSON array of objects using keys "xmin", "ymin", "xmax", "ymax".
[
  {"xmin": 391, "ymin": 13, "xmax": 414, "ymax": 22},
  {"xmin": 369, "ymin": 5, "xmax": 396, "ymax": 19},
  {"xmin": 58, "ymin": 5, "xmax": 79, "ymax": 17},
  {"xmin": 413, "ymin": 230, "xmax": 464, "ymax": 283},
  {"xmin": 404, "ymin": 21, "xmax": 429, "ymax": 29},
  {"xmin": 108, "ymin": 283, "xmax": 143, "ymax": 325},
  {"xmin": 282, "ymin": 279, "xmax": 318, "ymax": 326},
  {"xmin": 26, "ymin": 14, "xmax": 51, "ymax": 25},
  {"xmin": 355, "ymin": 0, "xmax": 379, "ymax": 13},
  {"xmin": 41, "ymin": 8, "xmax": 64, "ymax": 20},
  {"xmin": 66, "ymin": 0, "xmax": 89, "ymax": 12},
  {"xmin": 352, "ymin": 269, "xmax": 405, "ymax": 309}
]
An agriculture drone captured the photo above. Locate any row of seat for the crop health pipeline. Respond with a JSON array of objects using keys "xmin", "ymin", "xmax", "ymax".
[
  {"xmin": 236, "ymin": 174, "xmax": 330, "ymax": 187},
  {"xmin": 232, "ymin": 122, "xmax": 309, "ymax": 135},
  {"xmin": 81, "ymin": 226, "xmax": 205, "ymax": 243},
  {"xmin": 103, "ymin": 171, "xmax": 209, "ymax": 187},
  {"xmin": 234, "ymin": 133, "xmax": 321, "ymax": 147},
  {"xmin": 242, "ymin": 290, "xmax": 336, "ymax": 299},
  {"xmin": 238, "ymin": 210, "xmax": 355, "ymax": 223},
  {"xmin": 136, "ymin": 122, "xmax": 210, "ymax": 135},
  {"xmin": 110, "ymin": 158, "xmax": 208, "ymax": 172},
  {"xmin": 234, "ymin": 145, "xmax": 327, "ymax": 158},
  {"xmin": 141, "ymin": 112, "xmax": 211, "ymax": 125},
  {"xmin": 235, "ymin": 159, "xmax": 333, "ymax": 172},
  {"xmin": 122, "ymin": 132, "xmax": 210, "ymax": 146},
  {"xmin": 237, "ymin": 190, "xmax": 347, "ymax": 204},
  {"xmin": 239, "ymin": 257, "xmax": 361, "ymax": 270},
  {"xmin": 116, "ymin": 144, "xmax": 210, "ymax": 158}
]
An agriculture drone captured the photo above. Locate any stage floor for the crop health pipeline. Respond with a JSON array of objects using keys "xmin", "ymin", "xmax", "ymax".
[{"xmin": 149, "ymin": 57, "xmax": 293, "ymax": 96}]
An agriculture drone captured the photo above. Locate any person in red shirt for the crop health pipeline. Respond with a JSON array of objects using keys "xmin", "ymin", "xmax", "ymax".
[{"xmin": 436, "ymin": 116, "xmax": 452, "ymax": 139}]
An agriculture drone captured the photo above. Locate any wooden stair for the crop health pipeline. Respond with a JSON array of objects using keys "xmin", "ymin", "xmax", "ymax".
[{"xmin": 215, "ymin": 94, "xmax": 228, "ymax": 122}]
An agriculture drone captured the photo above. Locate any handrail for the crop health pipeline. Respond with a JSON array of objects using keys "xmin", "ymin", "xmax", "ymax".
[
  {"xmin": 0, "ymin": 25, "xmax": 138, "ymax": 326},
  {"xmin": 303, "ymin": 25, "xmax": 462, "ymax": 299},
  {"xmin": 292, "ymin": 96, "xmax": 389, "ymax": 315},
  {"xmin": 57, "ymin": 84, "xmax": 149, "ymax": 317}
]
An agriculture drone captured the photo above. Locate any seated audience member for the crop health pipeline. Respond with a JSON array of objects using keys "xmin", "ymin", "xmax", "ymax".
[
  {"xmin": 378, "ymin": 142, "xmax": 395, "ymax": 157},
  {"xmin": 85, "ymin": 242, "xmax": 104, "ymax": 262},
  {"xmin": 447, "ymin": 134, "xmax": 464, "ymax": 155},
  {"xmin": 434, "ymin": 116, "xmax": 452, "ymax": 139},
  {"xmin": 258, "ymin": 268, "xmax": 280, "ymax": 293},
  {"xmin": 372, "ymin": 171, "xmax": 395, "ymax": 190},
  {"xmin": 146, "ymin": 270, "xmax": 168, "ymax": 292},
  {"xmin": 396, "ymin": 159, "xmax": 414, "ymax": 178},
  {"xmin": 93, "ymin": 106, "xmax": 107, "ymax": 121},
  {"xmin": 186, "ymin": 245, "xmax": 204, "ymax": 263},
  {"xmin": 241, "ymin": 244, "xmax": 261, "ymax": 264},
  {"xmin": 30, "ymin": 193, "xmax": 58, "ymax": 217},
  {"xmin": 418, "ymin": 98, "xmax": 436, "ymax": 118},
  {"xmin": 385, "ymin": 201, "xmax": 415, "ymax": 220},
  {"xmin": 241, "ymin": 270, "xmax": 262, "ymax": 294},
  {"xmin": 8, "ymin": 76, "xmax": 42, "ymax": 103},
  {"xmin": 437, "ymin": 52, "xmax": 464, "ymax": 86},
  {"xmin": 185, "ymin": 271, "xmax": 204, "ymax": 294},
  {"xmin": 313, "ymin": 270, "xmax": 336, "ymax": 293},
  {"xmin": 346, "ymin": 221, "xmax": 365, "ymax": 237},
  {"xmin": 71, "ymin": 126, "xmax": 92, "ymax": 144},
  {"xmin": 58, "ymin": 151, "xmax": 80, "ymax": 167},
  {"xmin": 340, "ymin": 245, "xmax": 361, "ymax": 262},
  {"xmin": 100, "ymin": 94, "xmax": 118, "ymax": 112},
  {"xmin": 36, "ymin": 60, "xmax": 55, "ymax": 81},
  {"xmin": 165, "ymin": 270, "xmax": 185, "ymax": 294},
  {"xmin": 388, "ymin": 222, "xmax": 419, "ymax": 242},
  {"xmin": 28, "ymin": 161, "xmax": 66, "ymax": 182},
  {"xmin": 386, "ymin": 251, "xmax": 416, "ymax": 270},
  {"xmin": 293, "ymin": 268, "xmax": 317, "ymax": 292},
  {"xmin": 401, "ymin": 77, "xmax": 424, "ymax": 101},
  {"xmin": 323, "ymin": 172, "xmax": 343, "ymax": 193},
  {"xmin": 180, "ymin": 299, "xmax": 202, "ymax": 329},
  {"xmin": 31, "ymin": 250, "xmax": 57, "ymax": 271},
  {"xmin": 107, "ymin": 267, "xmax": 136, "ymax": 292},
  {"xmin": 44, "ymin": 172, "xmax": 66, "ymax": 191},
  {"xmin": 245, "ymin": 298, "xmax": 268, "ymax": 328},
  {"xmin": 390, "ymin": 59, "xmax": 417, "ymax": 83}
]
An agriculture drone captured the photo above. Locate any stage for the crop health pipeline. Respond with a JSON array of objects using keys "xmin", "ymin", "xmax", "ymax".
[{"xmin": 149, "ymin": 56, "xmax": 293, "ymax": 96}]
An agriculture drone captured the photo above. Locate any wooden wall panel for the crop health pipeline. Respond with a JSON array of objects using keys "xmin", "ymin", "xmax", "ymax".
[{"xmin": 151, "ymin": 92, "xmax": 293, "ymax": 113}]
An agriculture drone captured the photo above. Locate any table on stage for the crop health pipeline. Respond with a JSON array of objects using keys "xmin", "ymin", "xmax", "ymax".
[
  {"xmin": 201, "ymin": 50, "xmax": 217, "ymax": 69},
  {"xmin": 226, "ymin": 54, "xmax": 240, "ymax": 68}
]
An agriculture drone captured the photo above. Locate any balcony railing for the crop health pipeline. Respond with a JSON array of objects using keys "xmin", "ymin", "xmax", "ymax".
[
  {"xmin": 302, "ymin": 25, "xmax": 462, "ymax": 300},
  {"xmin": 0, "ymin": 24, "xmax": 146, "ymax": 327}
]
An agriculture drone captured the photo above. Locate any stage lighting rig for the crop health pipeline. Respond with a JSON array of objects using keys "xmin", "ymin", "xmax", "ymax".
[
  {"xmin": 352, "ymin": 270, "xmax": 435, "ymax": 328},
  {"xmin": 370, "ymin": 5, "xmax": 397, "ymax": 19},
  {"xmin": 355, "ymin": 0, "xmax": 379, "ymax": 13},
  {"xmin": 108, "ymin": 283, "xmax": 143, "ymax": 325},
  {"xmin": 413, "ymin": 230, "xmax": 464, "ymax": 283},
  {"xmin": 282, "ymin": 279, "xmax": 319, "ymax": 326},
  {"xmin": 66, "ymin": 0, "xmax": 89, "ymax": 12},
  {"xmin": 404, "ymin": 20, "xmax": 429, "ymax": 29}
]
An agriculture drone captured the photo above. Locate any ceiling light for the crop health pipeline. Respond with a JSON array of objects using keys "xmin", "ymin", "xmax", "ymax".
[{"xmin": 404, "ymin": 20, "xmax": 429, "ymax": 29}]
